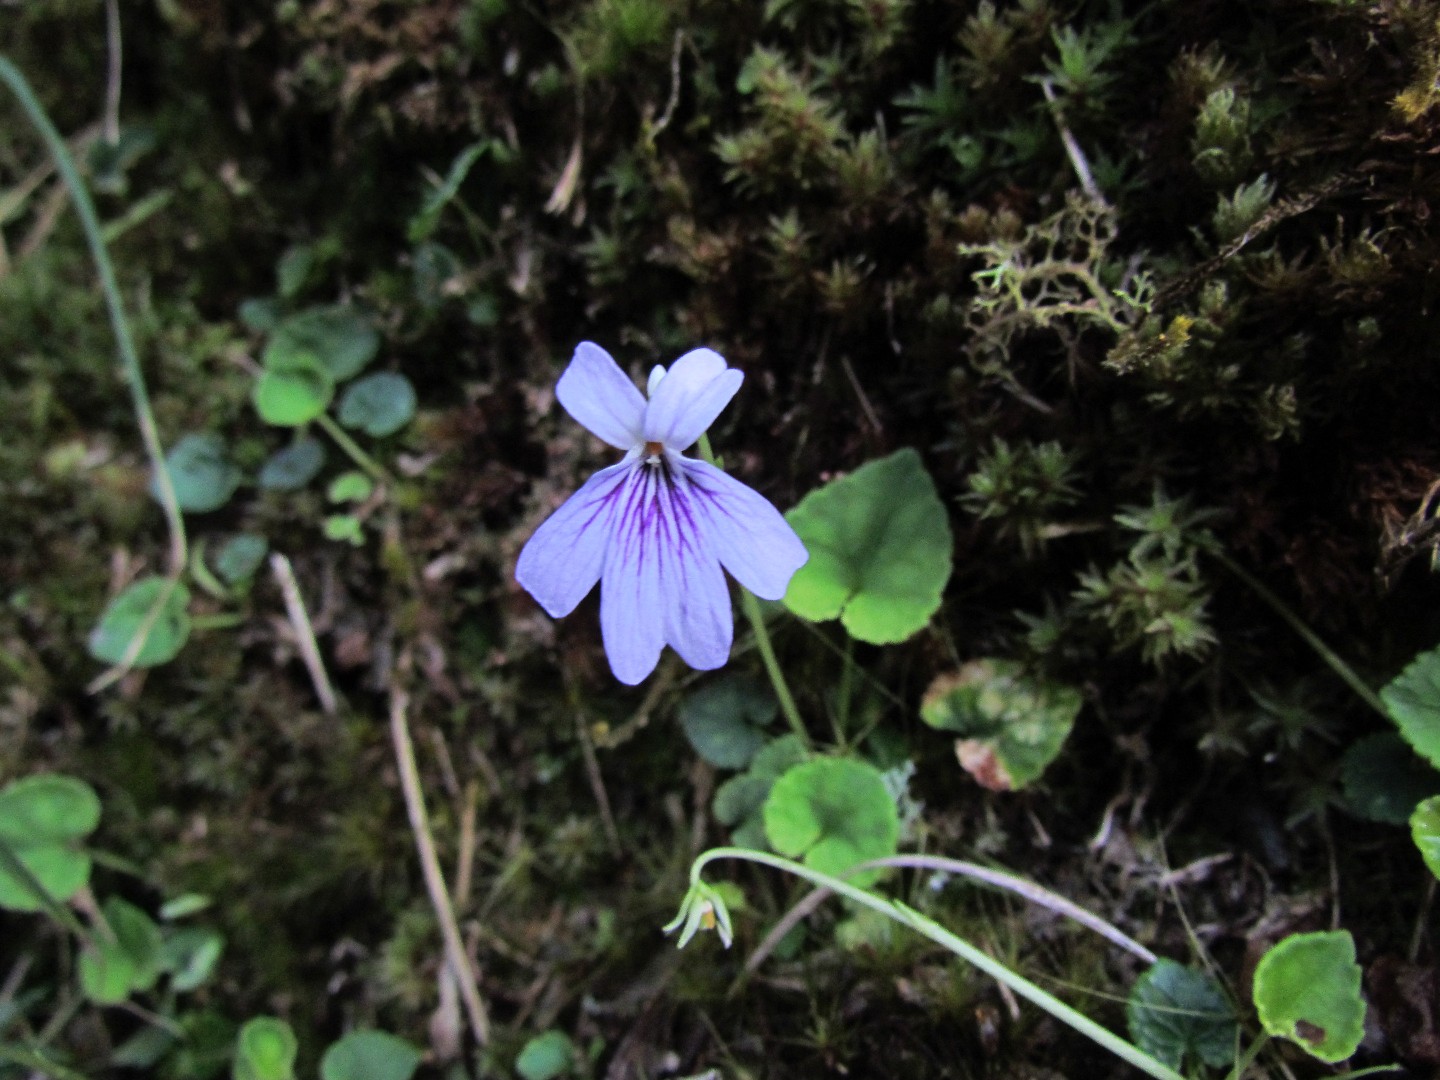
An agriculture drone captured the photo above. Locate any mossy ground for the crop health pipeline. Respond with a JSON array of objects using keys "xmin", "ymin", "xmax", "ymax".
[{"xmin": 4, "ymin": 0, "xmax": 1440, "ymax": 1076}]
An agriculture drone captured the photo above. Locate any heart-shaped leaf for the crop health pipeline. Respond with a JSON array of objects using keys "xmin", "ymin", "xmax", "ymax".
[
  {"xmin": 265, "ymin": 305, "xmax": 378, "ymax": 382},
  {"xmin": 258, "ymin": 438, "xmax": 326, "ymax": 491},
  {"xmin": 763, "ymin": 758, "xmax": 899, "ymax": 885},
  {"xmin": 234, "ymin": 1016, "xmax": 298, "ymax": 1080},
  {"xmin": 1383, "ymin": 645, "xmax": 1440, "ymax": 770},
  {"xmin": 320, "ymin": 1031, "xmax": 421, "ymax": 1080},
  {"xmin": 253, "ymin": 354, "xmax": 334, "ymax": 427},
  {"xmin": 0, "ymin": 773, "xmax": 101, "ymax": 911},
  {"xmin": 1127, "ymin": 959, "xmax": 1237, "ymax": 1070},
  {"xmin": 338, "ymin": 372, "xmax": 416, "ymax": 437},
  {"xmin": 782, "ymin": 448, "xmax": 952, "ymax": 644},
  {"xmin": 1252, "ymin": 930, "xmax": 1365, "ymax": 1064},
  {"xmin": 920, "ymin": 659, "xmax": 1082, "ymax": 791},
  {"xmin": 213, "ymin": 534, "xmax": 269, "ymax": 586},
  {"xmin": 153, "ymin": 433, "xmax": 241, "ymax": 513},
  {"xmin": 680, "ymin": 677, "xmax": 777, "ymax": 769},
  {"xmin": 514, "ymin": 1030, "xmax": 575, "ymax": 1080},
  {"xmin": 87, "ymin": 577, "xmax": 191, "ymax": 668},
  {"xmin": 713, "ymin": 734, "xmax": 808, "ymax": 849}
]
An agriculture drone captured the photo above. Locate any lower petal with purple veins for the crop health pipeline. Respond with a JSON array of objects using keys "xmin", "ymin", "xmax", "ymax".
[
  {"xmin": 656, "ymin": 476, "xmax": 734, "ymax": 670},
  {"xmin": 678, "ymin": 458, "xmax": 809, "ymax": 601},
  {"xmin": 516, "ymin": 458, "xmax": 637, "ymax": 618},
  {"xmin": 600, "ymin": 465, "xmax": 669, "ymax": 684}
]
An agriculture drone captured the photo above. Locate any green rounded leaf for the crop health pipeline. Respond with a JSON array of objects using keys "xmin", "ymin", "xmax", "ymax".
[
  {"xmin": 258, "ymin": 438, "xmax": 326, "ymax": 491},
  {"xmin": 253, "ymin": 354, "xmax": 335, "ymax": 427},
  {"xmin": 782, "ymin": 448, "xmax": 952, "ymax": 644},
  {"xmin": 514, "ymin": 1030, "xmax": 575, "ymax": 1080},
  {"xmin": 87, "ymin": 577, "xmax": 191, "ymax": 667},
  {"xmin": 1341, "ymin": 732, "xmax": 1440, "ymax": 824},
  {"xmin": 337, "ymin": 372, "xmax": 416, "ymax": 437},
  {"xmin": 763, "ymin": 758, "xmax": 899, "ymax": 885},
  {"xmin": 79, "ymin": 897, "xmax": 163, "ymax": 1004},
  {"xmin": 265, "ymin": 305, "xmax": 378, "ymax": 382},
  {"xmin": 1383, "ymin": 645, "xmax": 1440, "ymax": 770},
  {"xmin": 327, "ymin": 471, "xmax": 374, "ymax": 504},
  {"xmin": 0, "ymin": 774, "xmax": 101, "ymax": 911},
  {"xmin": 679, "ymin": 677, "xmax": 776, "ymax": 769},
  {"xmin": 1411, "ymin": 795, "xmax": 1440, "ymax": 880},
  {"xmin": 1127, "ymin": 959, "xmax": 1237, "ymax": 1070},
  {"xmin": 234, "ymin": 1017, "xmax": 298, "ymax": 1080},
  {"xmin": 163, "ymin": 926, "xmax": 225, "ymax": 992},
  {"xmin": 1252, "ymin": 930, "xmax": 1365, "ymax": 1064},
  {"xmin": 213, "ymin": 534, "xmax": 270, "ymax": 586},
  {"xmin": 153, "ymin": 433, "xmax": 241, "ymax": 513},
  {"xmin": 920, "ymin": 659, "xmax": 1082, "ymax": 791},
  {"xmin": 319, "ymin": 1030, "xmax": 421, "ymax": 1080}
]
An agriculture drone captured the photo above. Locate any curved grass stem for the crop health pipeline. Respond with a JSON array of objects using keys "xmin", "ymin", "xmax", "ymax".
[
  {"xmin": 683, "ymin": 848, "xmax": 1187, "ymax": 1080},
  {"xmin": 0, "ymin": 55, "xmax": 189, "ymax": 691},
  {"xmin": 1212, "ymin": 550, "xmax": 1387, "ymax": 718}
]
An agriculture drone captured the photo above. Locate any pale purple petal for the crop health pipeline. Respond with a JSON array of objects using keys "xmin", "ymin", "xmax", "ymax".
[
  {"xmin": 656, "ymin": 475, "xmax": 734, "ymax": 670},
  {"xmin": 643, "ymin": 348, "xmax": 742, "ymax": 450},
  {"xmin": 647, "ymin": 364, "xmax": 666, "ymax": 397},
  {"xmin": 600, "ymin": 467, "xmax": 668, "ymax": 684},
  {"xmin": 555, "ymin": 341, "xmax": 646, "ymax": 450},
  {"xmin": 515, "ymin": 458, "xmax": 636, "ymax": 617},
  {"xmin": 679, "ymin": 458, "xmax": 809, "ymax": 600}
]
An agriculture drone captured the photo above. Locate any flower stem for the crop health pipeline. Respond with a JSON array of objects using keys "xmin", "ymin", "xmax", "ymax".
[
  {"xmin": 696, "ymin": 434, "xmax": 809, "ymax": 749},
  {"xmin": 1211, "ymin": 550, "xmax": 1387, "ymax": 718},
  {"xmin": 686, "ymin": 848, "xmax": 1187, "ymax": 1080},
  {"xmin": 0, "ymin": 56, "xmax": 190, "ymax": 692},
  {"xmin": 316, "ymin": 412, "xmax": 393, "ymax": 486}
]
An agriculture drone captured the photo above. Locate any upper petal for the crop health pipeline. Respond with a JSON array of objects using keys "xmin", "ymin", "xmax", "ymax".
[
  {"xmin": 678, "ymin": 458, "xmax": 809, "ymax": 601},
  {"xmin": 515, "ymin": 458, "xmax": 636, "ymax": 617},
  {"xmin": 642, "ymin": 348, "xmax": 743, "ymax": 450},
  {"xmin": 599, "ymin": 466, "xmax": 668, "ymax": 684},
  {"xmin": 555, "ymin": 341, "xmax": 646, "ymax": 450}
]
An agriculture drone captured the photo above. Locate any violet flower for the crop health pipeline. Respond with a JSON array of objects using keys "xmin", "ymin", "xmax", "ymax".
[{"xmin": 516, "ymin": 342, "xmax": 808, "ymax": 685}]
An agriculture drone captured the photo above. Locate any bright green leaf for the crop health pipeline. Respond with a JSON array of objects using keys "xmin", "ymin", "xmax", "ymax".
[
  {"xmin": 79, "ymin": 897, "xmax": 163, "ymax": 1004},
  {"xmin": 782, "ymin": 448, "xmax": 952, "ymax": 644},
  {"xmin": 1341, "ymin": 733, "xmax": 1440, "ymax": 824},
  {"xmin": 265, "ymin": 305, "xmax": 378, "ymax": 382},
  {"xmin": 679, "ymin": 677, "xmax": 777, "ymax": 769},
  {"xmin": 514, "ymin": 1030, "xmax": 575, "ymax": 1080},
  {"xmin": 0, "ymin": 774, "xmax": 100, "ymax": 912},
  {"xmin": 1411, "ymin": 796, "xmax": 1440, "ymax": 880},
  {"xmin": 323, "ymin": 514, "xmax": 365, "ymax": 545},
  {"xmin": 234, "ymin": 1017, "xmax": 298, "ymax": 1080},
  {"xmin": 213, "ymin": 535, "xmax": 270, "ymax": 586},
  {"xmin": 920, "ymin": 659, "xmax": 1082, "ymax": 791},
  {"xmin": 258, "ymin": 438, "xmax": 326, "ymax": 491},
  {"xmin": 764, "ymin": 758, "xmax": 899, "ymax": 885},
  {"xmin": 320, "ymin": 1030, "xmax": 422, "ymax": 1080},
  {"xmin": 87, "ymin": 577, "xmax": 191, "ymax": 668},
  {"xmin": 713, "ymin": 734, "xmax": 809, "ymax": 849},
  {"xmin": 327, "ymin": 471, "xmax": 374, "ymax": 504},
  {"xmin": 153, "ymin": 433, "xmax": 240, "ymax": 513},
  {"xmin": 1252, "ymin": 930, "xmax": 1365, "ymax": 1064},
  {"xmin": 1383, "ymin": 645, "xmax": 1440, "ymax": 770},
  {"xmin": 1127, "ymin": 959, "xmax": 1237, "ymax": 1070},
  {"xmin": 338, "ymin": 372, "xmax": 416, "ymax": 437},
  {"xmin": 253, "ymin": 354, "xmax": 334, "ymax": 427}
]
